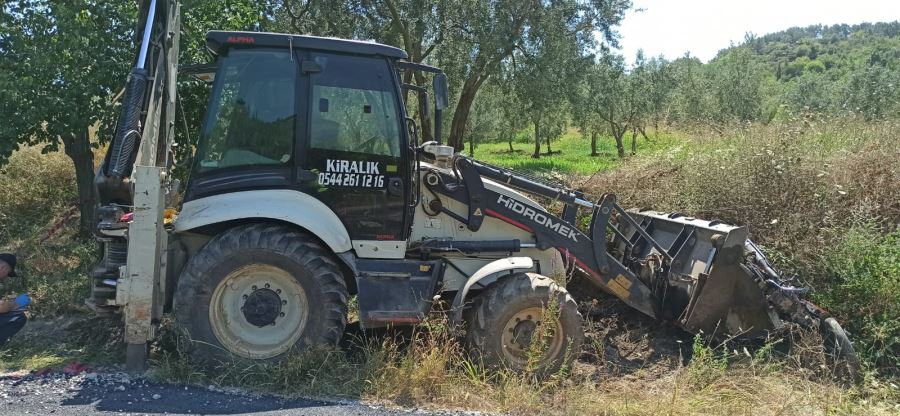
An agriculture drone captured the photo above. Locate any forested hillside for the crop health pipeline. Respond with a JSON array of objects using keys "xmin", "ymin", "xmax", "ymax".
[{"xmin": 719, "ymin": 21, "xmax": 900, "ymax": 119}]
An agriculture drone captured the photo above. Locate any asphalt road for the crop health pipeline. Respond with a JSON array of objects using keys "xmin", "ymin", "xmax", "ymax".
[{"xmin": 0, "ymin": 372, "xmax": 465, "ymax": 416}]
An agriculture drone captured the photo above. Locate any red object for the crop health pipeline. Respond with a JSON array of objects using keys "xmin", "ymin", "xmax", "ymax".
[
  {"xmin": 62, "ymin": 361, "xmax": 93, "ymax": 376},
  {"xmin": 227, "ymin": 36, "xmax": 255, "ymax": 44},
  {"xmin": 120, "ymin": 212, "xmax": 134, "ymax": 222},
  {"xmin": 484, "ymin": 208, "xmax": 533, "ymax": 232}
]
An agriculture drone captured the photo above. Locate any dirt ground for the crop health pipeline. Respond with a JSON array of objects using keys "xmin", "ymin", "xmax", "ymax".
[{"xmin": 575, "ymin": 290, "xmax": 693, "ymax": 383}]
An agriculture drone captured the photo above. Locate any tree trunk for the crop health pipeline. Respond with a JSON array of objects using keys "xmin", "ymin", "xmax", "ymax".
[
  {"xmin": 447, "ymin": 72, "xmax": 485, "ymax": 151},
  {"xmin": 532, "ymin": 117, "xmax": 541, "ymax": 158},
  {"xmin": 545, "ymin": 133, "xmax": 552, "ymax": 154},
  {"xmin": 631, "ymin": 127, "xmax": 637, "ymax": 155},
  {"xmin": 639, "ymin": 126, "xmax": 650, "ymax": 141},
  {"xmin": 611, "ymin": 123, "xmax": 626, "ymax": 159},
  {"xmin": 590, "ymin": 131, "xmax": 598, "ymax": 156},
  {"xmin": 61, "ymin": 128, "xmax": 96, "ymax": 237},
  {"xmin": 413, "ymin": 71, "xmax": 434, "ymax": 142},
  {"xmin": 508, "ymin": 132, "xmax": 514, "ymax": 152}
]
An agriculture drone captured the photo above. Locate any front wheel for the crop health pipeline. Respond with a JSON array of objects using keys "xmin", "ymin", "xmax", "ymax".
[
  {"xmin": 174, "ymin": 224, "xmax": 348, "ymax": 364},
  {"xmin": 464, "ymin": 273, "xmax": 583, "ymax": 376},
  {"xmin": 822, "ymin": 317, "xmax": 862, "ymax": 381}
]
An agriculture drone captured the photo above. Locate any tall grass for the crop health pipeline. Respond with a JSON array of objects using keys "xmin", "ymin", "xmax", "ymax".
[
  {"xmin": 0, "ymin": 146, "xmax": 93, "ymax": 317},
  {"xmin": 0, "ymin": 147, "xmax": 78, "ymax": 243},
  {"xmin": 822, "ymin": 226, "xmax": 900, "ymax": 374},
  {"xmin": 581, "ymin": 118, "xmax": 900, "ymax": 375}
]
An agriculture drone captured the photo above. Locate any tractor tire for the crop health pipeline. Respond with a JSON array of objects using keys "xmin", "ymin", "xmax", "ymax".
[
  {"xmin": 464, "ymin": 273, "xmax": 583, "ymax": 376},
  {"xmin": 822, "ymin": 317, "xmax": 862, "ymax": 382},
  {"xmin": 174, "ymin": 223, "xmax": 348, "ymax": 364}
]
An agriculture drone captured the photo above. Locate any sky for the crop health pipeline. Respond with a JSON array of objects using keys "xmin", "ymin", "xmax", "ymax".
[{"xmin": 617, "ymin": 0, "xmax": 900, "ymax": 63}]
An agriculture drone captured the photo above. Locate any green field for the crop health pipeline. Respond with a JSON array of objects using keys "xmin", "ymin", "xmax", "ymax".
[{"xmin": 465, "ymin": 129, "xmax": 682, "ymax": 176}]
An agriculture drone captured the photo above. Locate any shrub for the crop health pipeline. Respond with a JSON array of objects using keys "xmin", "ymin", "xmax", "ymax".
[{"xmin": 821, "ymin": 225, "xmax": 900, "ymax": 374}]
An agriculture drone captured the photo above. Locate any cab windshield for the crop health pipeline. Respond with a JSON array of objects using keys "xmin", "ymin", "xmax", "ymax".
[{"xmin": 196, "ymin": 49, "xmax": 296, "ymax": 172}]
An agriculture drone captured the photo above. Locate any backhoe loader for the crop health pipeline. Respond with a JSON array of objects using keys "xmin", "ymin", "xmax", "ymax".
[{"xmin": 91, "ymin": 0, "xmax": 859, "ymax": 377}]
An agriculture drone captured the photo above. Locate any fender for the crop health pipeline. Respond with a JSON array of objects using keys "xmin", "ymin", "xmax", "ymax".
[
  {"xmin": 173, "ymin": 189, "xmax": 353, "ymax": 254},
  {"xmin": 449, "ymin": 257, "xmax": 534, "ymax": 325}
]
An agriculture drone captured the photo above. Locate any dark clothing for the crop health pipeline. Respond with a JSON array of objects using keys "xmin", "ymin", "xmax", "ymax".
[
  {"xmin": 0, "ymin": 253, "xmax": 17, "ymax": 277},
  {"xmin": 0, "ymin": 310, "xmax": 26, "ymax": 345}
]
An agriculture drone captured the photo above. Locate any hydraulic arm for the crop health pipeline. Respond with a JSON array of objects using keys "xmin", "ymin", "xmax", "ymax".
[{"xmin": 427, "ymin": 154, "xmax": 819, "ymax": 341}]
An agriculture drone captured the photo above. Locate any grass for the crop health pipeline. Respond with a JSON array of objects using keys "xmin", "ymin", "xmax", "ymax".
[
  {"xmin": 145, "ymin": 317, "xmax": 900, "ymax": 415},
  {"xmin": 821, "ymin": 226, "xmax": 900, "ymax": 373},
  {"xmin": 0, "ymin": 146, "xmax": 94, "ymax": 318},
  {"xmin": 466, "ymin": 128, "xmax": 683, "ymax": 176},
  {"xmin": 0, "ymin": 315, "xmax": 124, "ymax": 372}
]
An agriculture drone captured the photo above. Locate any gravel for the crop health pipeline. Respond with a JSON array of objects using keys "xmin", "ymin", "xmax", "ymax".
[{"xmin": 0, "ymin": 371, "xmax": 477, "ymax": 416}]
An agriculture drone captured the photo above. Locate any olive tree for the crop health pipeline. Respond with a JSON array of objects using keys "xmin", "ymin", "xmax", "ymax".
[
  {"xmin": 0, "ymin": 0, "xmax": 266, "ymax": 236},
  {"xmin": 0, "ymin": 1, "xmax": 137, "ymax": 235}
]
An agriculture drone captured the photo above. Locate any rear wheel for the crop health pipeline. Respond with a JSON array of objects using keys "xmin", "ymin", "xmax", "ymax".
[
  {"xmin": 174, "ymin": 224, "xmax": 348, "ymax": 363},
  {"xmin": 464, "ymin": 273, "xmax": 583, "ymax": 375}
]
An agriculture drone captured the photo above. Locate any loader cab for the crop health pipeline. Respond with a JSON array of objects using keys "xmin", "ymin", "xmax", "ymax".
[{"xmin": 185, "ymin": 32, "xmax": 419, "ymax": 244}]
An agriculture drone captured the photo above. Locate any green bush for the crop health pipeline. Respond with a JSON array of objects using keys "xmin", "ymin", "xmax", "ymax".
[{"xmin": 821, "ymin": 225, "xmax": 900, "ymax": 374}]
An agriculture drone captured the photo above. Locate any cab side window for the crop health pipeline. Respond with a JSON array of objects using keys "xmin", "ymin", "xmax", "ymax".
[{"xmin": 308, "ymin": 53, "xmax": 401, "ymax": 157}]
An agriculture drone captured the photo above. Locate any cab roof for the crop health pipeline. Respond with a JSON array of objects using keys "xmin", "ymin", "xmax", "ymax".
[{"xmin": 206, "ymin": 31, "xmax": 408, "ymax": 59}]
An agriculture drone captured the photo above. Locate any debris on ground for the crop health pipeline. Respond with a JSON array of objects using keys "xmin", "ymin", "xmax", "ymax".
[
  {"xmin": 575, "ymin": 293, "xmax": 693, "ymax": 382},
  {"xmin": 0, "ymin": 370, "xmax": 470, "ymax": 415}
]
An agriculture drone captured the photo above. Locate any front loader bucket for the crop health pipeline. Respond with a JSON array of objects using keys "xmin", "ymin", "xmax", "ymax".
[{"xmin": 611, "ymin": 210, "xmax": 781, "ymax": 340}]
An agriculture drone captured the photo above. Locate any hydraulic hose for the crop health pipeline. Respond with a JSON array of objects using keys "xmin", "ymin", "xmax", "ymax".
[{"xmin": 105, "ymin": 0, "xmax": 157, "ymax": 177}]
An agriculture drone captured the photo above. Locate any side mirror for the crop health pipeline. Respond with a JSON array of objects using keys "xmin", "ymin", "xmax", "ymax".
[{"xmin": 433, "ymin": 73, "xmax": 449, "ymax": 110}]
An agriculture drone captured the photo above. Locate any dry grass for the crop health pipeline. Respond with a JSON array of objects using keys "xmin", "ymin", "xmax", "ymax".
[
  {"xmin": 0, "ymin": 146, "xmax": 78, "ymax": 244},
  {"xmin": 0, "ymin": 146, "xmax": 94, "ymax": 317},
  {"xmin": 581, "ymin": 118, "xmax": 900, "ymax": 272},
  {"xmin": 149, "ymin": 314, "xmax": 900, "ymax": 415},
  {"xmin": 580, "ymin": 118, "xmax": 900, "ymax": 375}
]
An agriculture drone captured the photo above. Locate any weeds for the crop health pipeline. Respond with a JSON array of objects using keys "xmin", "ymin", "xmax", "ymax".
[
  {"xmin": 685, "ymin": 335, "xmax": 729, "ymax": 389},
  {"xmin": 821, "ymin": 225, "xmax": 900, "ymax": 374},
  {"xmin": 144, "ymin": 307, "xmax": 900, "ymax": 415},
  {"xmin": 583, "ymin": 118, "xmax": 900, "ymax": 376},
  {"xmin": 0, "ymin": 146, "xmax": 94, "ymax": 317}
]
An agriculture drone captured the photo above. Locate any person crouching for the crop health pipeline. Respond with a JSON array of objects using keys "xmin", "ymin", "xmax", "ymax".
[{"xmin": 0, "ymin": 253, "xmax": 29, "ymax": 346}]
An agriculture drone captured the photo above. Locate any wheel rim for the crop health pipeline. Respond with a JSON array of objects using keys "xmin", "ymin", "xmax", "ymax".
[
  {"xmin": 209, "ymin": 264, "xmax": 309, "ymax": 359},
  {"xmin": 500, "ymin": 306, "xmax": 565, "ymax": 368}
]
